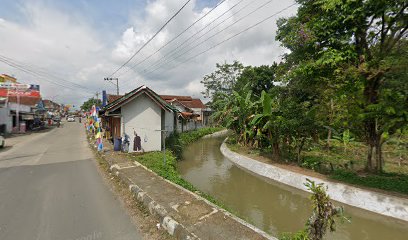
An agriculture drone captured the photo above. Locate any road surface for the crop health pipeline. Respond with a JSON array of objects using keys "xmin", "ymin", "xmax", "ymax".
[{"xmin": 0, "ymin": 121, "xmax": 142, "ymax": 240}]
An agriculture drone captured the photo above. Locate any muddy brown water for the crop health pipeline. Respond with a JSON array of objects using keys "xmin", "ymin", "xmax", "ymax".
[{"xmin": 178, "ymin": 137, "xmax": 408, "ymax": 240}]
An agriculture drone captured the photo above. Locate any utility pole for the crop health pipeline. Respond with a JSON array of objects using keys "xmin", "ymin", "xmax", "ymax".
[{"xmin": 104, "ymin": 77, "xmax": 119, "ymax": 95}]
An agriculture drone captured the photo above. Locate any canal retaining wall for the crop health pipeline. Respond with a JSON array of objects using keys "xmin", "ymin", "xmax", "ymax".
[
  {"xmin": 92, "ymin": 136, "xmax": 277, "ymax": 240},
  {"xmin": 220, "ymin": 140, "xmax": 408, "ymax": 222}
]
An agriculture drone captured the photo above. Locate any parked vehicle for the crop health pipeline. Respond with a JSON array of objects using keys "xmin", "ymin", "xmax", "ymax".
[
  {"xmin": 0, "ymin": 135, "xmax": 5, "ymax": 148},
  {"xmin": 67, "ymin": 116, "xmax": 75, "ymax": 122}
]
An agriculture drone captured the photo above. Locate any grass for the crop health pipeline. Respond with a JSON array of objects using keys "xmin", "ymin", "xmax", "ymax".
[
  {"xmin": 129, "ymin": 127, "xmax": 233, "ymax": 211},
  {"xmin": 227, "ymin": 133, "xmax": 408, "ymax": 196},
  {"xmin": 166, "ymin": 127, "xmax": 223, "ymax": 158},
  {"xmin": 330, "ymin": 169, "xmax": 408, "ymax": 195},
  {"xmin": 129, "ymin": 151, "xmax": 232, "ymax": 211}
]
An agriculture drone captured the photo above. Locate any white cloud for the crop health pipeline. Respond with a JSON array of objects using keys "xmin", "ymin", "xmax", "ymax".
[
  {"xmin": 0, "ymin": 0, "xmax": 297, "ymax": 106},
  {"xmin": 114, "ymin": 0, "xmax": 297, "ymax": 98}
]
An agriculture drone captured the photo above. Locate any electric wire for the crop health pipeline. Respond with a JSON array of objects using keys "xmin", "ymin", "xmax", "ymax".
[
  {"xmin": 0, "ymin": 54, "xmax": 96, "ymax": 93},
  {"xmin": 0, "ymin": 57, "xmax": 94, "ymax": 97},
  {"xmin": 109, "ymin": 0, "xmax": 192, "ymax": 77},
  {"xmin": 138, "ymin": 0, "xmax": 251, "ymax": 76},
  {"xmin": 143, "ymin": 0, "xmax": 279, "ymax": 76},
  {"xmin": 116, "ymin": 0, "xmax": 228, "ymax": 78},
  {"xmin": 146, "ymin": 2, "xmax": 297, "ymax": 77}
]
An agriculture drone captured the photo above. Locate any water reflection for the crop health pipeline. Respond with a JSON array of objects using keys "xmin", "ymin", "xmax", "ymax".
[{"xmin": 178, "ymin": 137, "xmax": 408, "ymax": 240}]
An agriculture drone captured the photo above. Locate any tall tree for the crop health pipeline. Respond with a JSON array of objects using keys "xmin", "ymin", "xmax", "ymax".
[
  {"xmin": 201, "ymin": 61, "xmax": 244, "ymax": 112},
  {"xmin": 81, "ymin": 97, "xmax": 102, "ymax": 111},
  {"xmin": 234, "ymin": 63, "xmax": 278, "ymax": 98},
  {"xmin": 276, "ymin": 0, "xmax": 408, "ymax": 172}
]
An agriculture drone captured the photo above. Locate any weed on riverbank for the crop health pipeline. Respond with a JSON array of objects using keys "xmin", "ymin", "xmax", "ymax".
[
  {"xmin": 227, "ymin": 134, "xmax": 408, "ymax": 196},
  {"xmin": 129, "ymin": 128, "xmax": 234, "ymax": 211},
  {"xmin": 166, "ymin": 127, "xmax": 223, "ymax": 158}
]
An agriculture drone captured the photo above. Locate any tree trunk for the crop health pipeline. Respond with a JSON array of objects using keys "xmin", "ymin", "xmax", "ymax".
[
  {"xmin": 272, "ymin": 141, "xmax": 280, "ymax": 161},
  {"xmin": 363, "ymin": 71, "xmax": 383, "ymax": 172},
  {"xmin": 326, "ymin": 128, "xmax": 332, "ymax": 149},
  {"xmin": 297, "ymin": 137, "xmax": 306, "ymax": 164},
  {"xmin": 366, "ymin": 145, "xmax": 373, "ymax": 171},
  {"xmin": 375, "ymin": 136, "xmax": 383, "ymax": 173}
]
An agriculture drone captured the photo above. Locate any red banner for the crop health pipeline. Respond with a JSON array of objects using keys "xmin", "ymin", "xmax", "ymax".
[{"xmin": 0, "ymin": 88, "xmax": 41, "ymax": 97}]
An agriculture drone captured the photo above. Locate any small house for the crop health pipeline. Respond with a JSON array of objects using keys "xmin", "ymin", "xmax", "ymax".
[{"xmin": 101, "ymin": 85, "xmax": 177, "ymax": 152}]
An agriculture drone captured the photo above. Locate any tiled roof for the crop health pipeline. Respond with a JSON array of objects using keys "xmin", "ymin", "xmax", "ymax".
[
  {"xmin": 7, "ymin": 96, "xmax": 41, "ymax": 106},
  {"xmin": 160, "ymin": 95, "xmax": 192, "ymax": 101},
  {"xmin": 160, "ymin": 95, "xmax": 207, "ymax": 110},
  {"xmin": 179, "ymin": 111, "xmax": 199, "ymax": 119},
  {"xmin": 104, "ymin": 86, "xmax": 177, "ymax": 113},
  {"xmin": 107, "ymin": 94, "xmax": 123, "ymax": 103},
  {"xmin": 180, "ymin": 98, "xmax": 206, "ymax": 109}
]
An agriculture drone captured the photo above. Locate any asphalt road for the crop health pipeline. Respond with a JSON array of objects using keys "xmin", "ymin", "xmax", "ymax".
[{"xmin": 0, "ymin": 121, "xmax": 142, "ymax": 240}]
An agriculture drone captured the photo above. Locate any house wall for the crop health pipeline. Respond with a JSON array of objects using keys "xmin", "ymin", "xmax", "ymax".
[
  {"xmin": 8, "ymin": 102, "xmax": 31, "ymax": 113},
  {"xmin": 164, "ymin": 110, "xmax": 175, "ymax": 137},
  {"xmin": 121, "ymin": 93, "xmax": 163, "ymax": 152},
  {"xmin": 0, "ymin": 107, "xmax": 12, "ymax": 133}
]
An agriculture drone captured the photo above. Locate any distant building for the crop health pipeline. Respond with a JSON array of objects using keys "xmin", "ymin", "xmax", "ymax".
[
  {"xmin": 0, "ymin": 75, "xmax": 43, "ymax": 133},
  {"xmin": 0, "ymin": 74, "xmax": 17, "ymax": 83},
  {"xmin": 160, "ymin": 95, "xmax": 211, "ymax": 131}
]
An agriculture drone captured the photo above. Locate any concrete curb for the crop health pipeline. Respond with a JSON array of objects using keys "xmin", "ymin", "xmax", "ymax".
[
  {"xmin": 220, "ymin": 139, "xmax": 408, "ymax": 222},
  {"xmin": 109, "ymin": 162, "xmax": 198, "ymax": 240},
  {"xmin": 131, "ymin": 161, "xmax": 276, "ymax": 240},
  {"xmin": 90, "ymin": 131, "xmax": 276, "ymax": 240}
]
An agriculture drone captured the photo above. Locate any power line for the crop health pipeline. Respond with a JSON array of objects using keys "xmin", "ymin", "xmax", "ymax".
[
  {"xmin": 143, "ymin": 0, "xmax": 278, "ymax": 76},
  {"xmin": 0, "ymin": 57, "xmax": 94, "ymax": 97},
  {"xmin": 138, "ymin": 0, "xmax": 251, "ymax": 76},
  {"xmin": 120, "ymin": 0, "xmax": 250, "ymax": 89},
  {"xmin": 147, "ymin": 2, "xmax": 297, "ymax": 77},
  {"xmin": 117, "ymin": 0, "xmax": 228, "ymax": 78},
  {"xmin": 109, "ymin": 0, "xmax": 192, "ymax": 77},
  {"xmin": 0, "ymin": 54, "xmax": 96, "ymax": 93}
]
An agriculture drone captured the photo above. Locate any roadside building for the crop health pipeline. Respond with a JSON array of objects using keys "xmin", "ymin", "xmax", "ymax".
[
  {"xmin": 160, "ymin": 95, "xmax": 211, "ymax": 131},
  {"xmin": 0, "ymin": 74, "xmax": 17, "ymax": 83},
  {"xmin": 0, "ymin": 75, "xmax": 42, "ymax": 133},
  {"xmin": 100, "ymin": 85, "xmax": 178, "ymax": 152}
]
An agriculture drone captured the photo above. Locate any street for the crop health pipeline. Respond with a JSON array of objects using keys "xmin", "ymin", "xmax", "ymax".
[{"xmin": 0, "ymin": 121, "xmax": 142, "ymax": 240}]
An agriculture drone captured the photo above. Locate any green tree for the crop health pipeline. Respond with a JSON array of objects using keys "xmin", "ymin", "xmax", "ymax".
[
  {"xmin": 276, "ymin": 0, "xmax": 408, "ymax": 172},
  {"xmin": 234, "ymin": 63, "xmax": 278, "ymax": 98},
  {"xmin": 201, "ymin": 61, "xmax": 244, "ymax": 112},
  {"xmin": 81, "ymin": 97, "xmax": 102, "ymax": 111}
]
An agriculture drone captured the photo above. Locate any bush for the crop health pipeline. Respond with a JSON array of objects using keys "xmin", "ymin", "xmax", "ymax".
[
  {"xmin": 130, "ymin": 150, "xmax": 230, "ymax": 210},
  {"xmin": 330, "ymin": 169, "xmax": 408, "ymax": 195},
  {"xmin": 130, "ymin": 151, "xmax": 196, "ymax": 192},
  {"xmin": 166, "ymin": 127, "xmax": 223, "ymax": 158}
]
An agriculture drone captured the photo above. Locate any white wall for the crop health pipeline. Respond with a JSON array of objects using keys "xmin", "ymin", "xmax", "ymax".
[
  {"xmin": 121, "ymin": 93, "xmax": 165, "ymax": 152},
  {"xmin": 0, "ymin": 107, "xmax": 12, "ymax": 133},
  {"xmin": 8, "ymin": 102, "xmax": 31, "ymax": 113},
  {"xmin": 164, "ymin": 110, "xmax": 175, "ymax": 137}
]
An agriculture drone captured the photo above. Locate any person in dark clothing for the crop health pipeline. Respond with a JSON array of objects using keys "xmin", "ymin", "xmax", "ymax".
[{"xmin": 133, "ymin": 131, "xmax": 142, "ymax": 152}]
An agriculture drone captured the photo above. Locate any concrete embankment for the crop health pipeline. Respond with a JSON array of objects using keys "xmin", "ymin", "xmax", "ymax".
[
  {"xmin": 93, "ymin": 137, "xmax": 276, "ymax": 240},
  {"xmin": 220, "ymin": 140, "xmax": 408, "ymax": 222},
  {"xmin": 201, "ymin": 129, "xmax": 230, "ymax": 139}
]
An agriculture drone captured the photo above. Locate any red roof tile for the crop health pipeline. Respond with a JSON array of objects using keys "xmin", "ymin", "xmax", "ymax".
[
  {"xmin": 107, "ymin": 94, "xmax": 123, "ymax": 103},
  {"xmin": 7, "ymin": 96, "xmax": 41, "ymax": 106},
  {"xmin": 180, "ymin": 98, "xmax": 206, "ymax": 109},
  {"xmin": 160, "ymin": 95, "xmax": 192, "ymax": 102}
]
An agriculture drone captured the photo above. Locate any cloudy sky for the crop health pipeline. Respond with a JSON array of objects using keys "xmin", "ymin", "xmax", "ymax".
[{"xmin": 0, "ymin": 0, "xmax": 297, "ymax": 107}]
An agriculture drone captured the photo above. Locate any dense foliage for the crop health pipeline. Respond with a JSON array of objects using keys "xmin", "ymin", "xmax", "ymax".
[
  {"xmin": 81, "ymin": 97, "xmax": 102, "ymax": 111},
  {"xmin": 166, "ymin": 127, "xmax": 223, "ymax": 158},
  {"xmin": 204, "ymin": 0, "xmax": 407, "ymax": 173}
]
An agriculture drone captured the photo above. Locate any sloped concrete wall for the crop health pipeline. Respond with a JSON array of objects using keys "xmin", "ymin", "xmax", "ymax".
[{"xmin": 220, "ymin": 140, "xmax": 408, "ymax": 222}]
